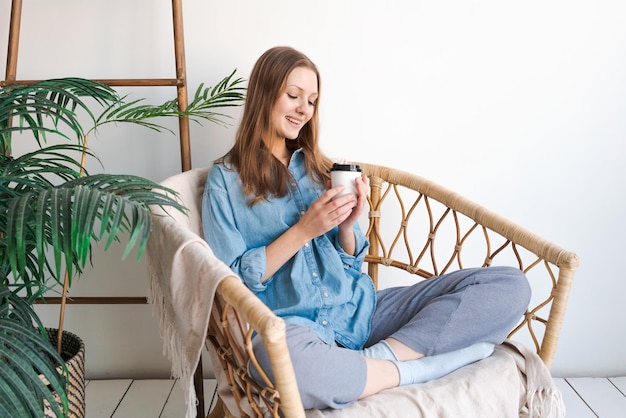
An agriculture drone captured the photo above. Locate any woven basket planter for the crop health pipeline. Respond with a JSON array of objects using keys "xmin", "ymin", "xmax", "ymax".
[{"xmin": 43, "ymin": 329, "xmax": 86, "ymax": 418}]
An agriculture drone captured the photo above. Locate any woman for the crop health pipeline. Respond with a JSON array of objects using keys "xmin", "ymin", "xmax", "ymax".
[{"xmin": 202, "ymin": 46, "xmax": 531, "ymax": 410}]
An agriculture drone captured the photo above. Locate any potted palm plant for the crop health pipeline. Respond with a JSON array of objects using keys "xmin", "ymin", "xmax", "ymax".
[{"xmin": 0, "ymin": 74, "xmax": 245, "ymax": 417}]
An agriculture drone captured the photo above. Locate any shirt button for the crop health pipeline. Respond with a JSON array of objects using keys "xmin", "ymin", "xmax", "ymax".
[
  {"xmin": 323, "ymin": 291, "xmax": 329, "ymax": 298},
  {"xmin": 312, "ymin": 272, "xmax": 318, "ymax": 277},
  {"xmin": 321, "ymin": 319, "xmax": 328, "ymax": 326},
  {"xmin": 300, "ymin": 210, "xmax": 305, "ymax": 216},
  {"xmin": 304, "ymin": 242, "xmax": 309, "ymax": 247}
]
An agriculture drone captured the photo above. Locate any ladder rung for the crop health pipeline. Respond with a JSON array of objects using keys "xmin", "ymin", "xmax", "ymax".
[
  {"xmin": 1, "ymin": 78, "xmax": 183, "ymax": 87},
  {"xmin": 33, "ymin": 296, "xmax": 148, "ymax": 305}
]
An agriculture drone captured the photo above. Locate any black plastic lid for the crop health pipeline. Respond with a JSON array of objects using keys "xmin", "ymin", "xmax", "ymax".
[{"xmin": 330, "ymin": 163, "xmax": 362, "ymax": 172}]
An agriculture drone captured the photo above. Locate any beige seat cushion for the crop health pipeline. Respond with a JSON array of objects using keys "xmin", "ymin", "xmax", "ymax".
[{"xmin": 304, "ymin": 341, "xmax": 563, "ymax": 418}]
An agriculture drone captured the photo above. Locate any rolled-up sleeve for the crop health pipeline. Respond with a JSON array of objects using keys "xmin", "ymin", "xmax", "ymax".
[
  {"xmin": 230, "ymin": 246, "xmax": 268, "ymax": 292},
  {"xmin": 202, "ymin": 167, "xmax": 269, "ymax": 293}
]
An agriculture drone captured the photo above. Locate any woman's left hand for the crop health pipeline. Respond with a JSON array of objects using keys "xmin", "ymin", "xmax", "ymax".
[
  {"xmin": 339, "ymin": 174, "xmax": 369, "ymax": 229},
  {"xmin": 335, "ymin": 174, "xmax": 368, "ymax": 255}
]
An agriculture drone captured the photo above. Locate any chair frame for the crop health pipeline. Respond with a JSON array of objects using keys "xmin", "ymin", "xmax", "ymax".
[{"xmin": 204, "ymin": 162, "xmax": 579, "ymax": 418}]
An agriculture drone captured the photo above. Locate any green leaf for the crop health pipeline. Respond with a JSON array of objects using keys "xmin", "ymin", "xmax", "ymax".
[
  {"xmin": 6, "ymin": 192, "xmax": 30, "ymax": 281},
  {"xmin": 0, "ymin": 78, "xmax": 120, "ymax": 151},
  {"xmin": 0, "ymin": 287, "xmax": 68, "ymax": 417},
  {"xmin": 0, "ymin": 365, "xmax": 32, "ymax": 417}
]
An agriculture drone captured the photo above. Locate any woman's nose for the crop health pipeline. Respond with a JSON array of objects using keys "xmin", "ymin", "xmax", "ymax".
[
  {"xmin": 296, "ymin": 99, "xmax": 310, "ymax": 116},
  {"xmin": 296, "ymin": 101, "xmax": 305, "ymax": 114}
]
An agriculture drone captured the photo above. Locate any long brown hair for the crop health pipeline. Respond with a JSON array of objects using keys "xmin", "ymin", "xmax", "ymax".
[{"xmin": 217, "ymin": 46, "xmax": 332, "ymax": 205}]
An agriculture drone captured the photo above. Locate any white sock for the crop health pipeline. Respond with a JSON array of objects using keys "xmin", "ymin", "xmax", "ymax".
[
  {"xmin": 360, "ymin": 340, "xmax": 399, "ymax": 361},
  {"xmin": 394, "ymin": 342, "xmax": 494, "ymax": 386}
]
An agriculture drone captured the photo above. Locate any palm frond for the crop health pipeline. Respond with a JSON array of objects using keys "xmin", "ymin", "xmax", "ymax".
[
  {"xmin": 3, "ymin": 174, "xmax": 185, "ymax": 290},
  {"xmin": 89, "ymin": 69, "xmax": 246, "ymax": 135},
  {"xmin": 92, "ymin": 97, "xmax": 178, "ymax": 135},
  {"xmin": 184, "ymin": 69, "xmax": 246, "ymax": 126},
  {"xmin": 0, "ymin": 78, "xmax": 120, "ymax": 154},
  {"xmin": 0, "ymin": 285, "xmax": 68, "ymax": 418},
  {"xmin": 0, "ymin": 144, "xmax": 98, "ymax": 196}
]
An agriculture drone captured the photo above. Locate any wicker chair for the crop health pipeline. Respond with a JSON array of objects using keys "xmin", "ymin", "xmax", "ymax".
[{"xmin": 155, "ymin": 163, "xmax": 579, "ymax": 418}]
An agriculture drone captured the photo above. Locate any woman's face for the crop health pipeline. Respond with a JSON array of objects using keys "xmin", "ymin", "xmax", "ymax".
[{"xmin": 271, "ymin": 66, "xmax": 318, "ymax": 141}]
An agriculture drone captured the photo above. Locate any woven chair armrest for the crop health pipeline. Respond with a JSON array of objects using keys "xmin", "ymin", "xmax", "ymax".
[
  {"xmin": 217, "ymin": 275, "xmax": 306, "ymax": 418},
  {"xmin": 356, "ymin": 162, "xmax": 579, "ymax": 270}
]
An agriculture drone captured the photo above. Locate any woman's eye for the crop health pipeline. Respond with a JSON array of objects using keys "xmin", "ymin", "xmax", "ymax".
[{"xmin": 287, "ymin": 92, "xmax": 315, "ymax": 107}]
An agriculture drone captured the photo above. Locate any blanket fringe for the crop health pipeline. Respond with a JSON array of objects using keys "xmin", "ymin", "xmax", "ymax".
[
  {"xmin": 526, "ymin": 388, "xmax": 566, "ymax": 418},
  {"xmin": 147, "ymin": 268, "xmax": 199, "ymax": 418}
]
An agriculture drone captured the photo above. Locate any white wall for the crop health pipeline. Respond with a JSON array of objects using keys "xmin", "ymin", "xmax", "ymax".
[{"xmin": 2, "ymin": 0, "xmax": 625, "ymax": 379}]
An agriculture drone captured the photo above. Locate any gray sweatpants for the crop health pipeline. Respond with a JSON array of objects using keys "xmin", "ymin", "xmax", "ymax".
[{"xmin": 250, "ymin": 266, "xmax": 531, "ymax": 410}]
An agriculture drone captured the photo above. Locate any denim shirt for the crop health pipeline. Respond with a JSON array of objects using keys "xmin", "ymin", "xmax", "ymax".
[{"xmin": 202, "ymin": 149, "xmax": 376, "ymax": 349}]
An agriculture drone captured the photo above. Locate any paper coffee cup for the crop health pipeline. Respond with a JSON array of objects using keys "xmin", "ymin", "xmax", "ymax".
[{"xmin": 330, "ymin": 163, "xmax": 362, "ymax": 197}]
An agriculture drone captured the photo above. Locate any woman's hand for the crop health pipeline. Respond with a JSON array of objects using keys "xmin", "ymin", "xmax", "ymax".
[
  {"xmin": 264, "ymin": 188, "xmax": 356, "ymax": 281},
  {"xmin": 296, "ymin": 187, "xmax": 359, "ymax": 240},
  {"xmin": 337, "ymin": 175, "xmax": 369, "ymax": 255},
  {"xmin": 339, "ymin": 174, "xmax": 369, "ymax": 228},
  {"xmin": 264, "ymin": 176, "xmax": 369, "ymax": 279}
]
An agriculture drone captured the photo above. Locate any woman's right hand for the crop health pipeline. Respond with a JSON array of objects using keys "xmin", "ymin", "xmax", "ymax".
[
  {"xmin": 263, "ymin": 187, "xmax": 356, "ymax": 281},
  {"xmin": 296, "ymin": 187, "xmax": 358, "ymax": 240}
]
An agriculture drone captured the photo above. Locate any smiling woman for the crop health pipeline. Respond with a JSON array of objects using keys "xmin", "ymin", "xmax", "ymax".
[
  {"xmin": 201, "ymin": 46, "xmax": 531, "ymax": 411},
  {"xmin": 220, "ymin": 46, "xmax": 328, "ymax": 207}
]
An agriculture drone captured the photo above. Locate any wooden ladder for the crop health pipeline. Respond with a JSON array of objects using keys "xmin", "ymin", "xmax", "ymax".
[
  {"xmin": 2, "ymin": 1, "xmax": 209, "ymax": 416},
  {"xmin": 2, "ymin": 0, "xmax": 192, "ymax": 172}
]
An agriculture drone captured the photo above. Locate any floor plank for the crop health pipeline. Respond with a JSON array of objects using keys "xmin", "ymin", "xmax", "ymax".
[
  {"xmin": 567, "ymin": 377, "xmax": 626, "ymax": 417},
  {"xmin": 111, "ymin": 380, "xmax": 176, "ymax": 418},
  {"xmin": 609, "ymin": 376, "xmax": 626, "ymax": 396},
  {"xmin": 553, "ymin": 378, "xmax": 596, "ymax": 418},
  {"xmin": 159, "ymin": 380, "xmax": 185, "ymax": 418},
  {"xmin": 85, "ymin": 379, "xmax": 132, "ymax": 418},
  {"xmin": 160, "ymin": 379, "xmax": 218, "ymax": 417}
]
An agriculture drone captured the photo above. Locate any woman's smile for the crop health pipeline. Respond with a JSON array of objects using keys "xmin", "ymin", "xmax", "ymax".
[{"xmin": 286, "ymin": 115, "xmax": 304, "ymax": 127}]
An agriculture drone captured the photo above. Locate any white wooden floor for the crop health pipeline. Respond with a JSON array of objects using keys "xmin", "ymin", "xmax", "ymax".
[
  {"xmin": 84, "ymin": 379, "xmax": 218, "ymax": 418},
  {"xmin": 86, "ymin": 377, "xmax": 626, "ymax": 417},
  {"xmin": 555, "ymin": 377, "xmax": 626, "ymax": 418}
]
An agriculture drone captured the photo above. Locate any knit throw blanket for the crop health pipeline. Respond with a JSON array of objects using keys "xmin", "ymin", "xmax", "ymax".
[{"xmin": 146, "ymin": 167, "xmax": 235, "ymax": 418}]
